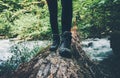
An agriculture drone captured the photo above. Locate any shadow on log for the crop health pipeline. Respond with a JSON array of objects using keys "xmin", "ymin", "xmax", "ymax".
[{"xmin": 9, "ymin": 27, "xmax": 104, "ymax": 78}]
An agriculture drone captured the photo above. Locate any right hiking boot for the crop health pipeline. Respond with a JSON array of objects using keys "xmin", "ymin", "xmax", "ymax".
[
  {"xmin": 59, "ymin": 31, "xmax": 72, "ymax": 58},
  {"xmin": 49, "ymin": 34, "xmax": 60, "ymax": 51}
]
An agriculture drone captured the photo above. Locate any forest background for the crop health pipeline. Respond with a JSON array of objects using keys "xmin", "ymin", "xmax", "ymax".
[{"xmin": 0, "ymin": 0, "xmax": 119, "ymax": 40}]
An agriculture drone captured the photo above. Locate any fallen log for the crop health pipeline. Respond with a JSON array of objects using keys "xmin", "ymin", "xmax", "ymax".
[{"xmin": 11, "ymin": 27, "xmax": 103, "ymax": 78}]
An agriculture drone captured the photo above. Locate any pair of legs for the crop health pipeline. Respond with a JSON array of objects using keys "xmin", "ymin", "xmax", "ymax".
[
  {"xmin": 46, "ymin": 0, "xmax": 73, "ymax": 58},
  {"xmin": 46, "ymin": 0, "xmax": 72, "ymax": 34}
]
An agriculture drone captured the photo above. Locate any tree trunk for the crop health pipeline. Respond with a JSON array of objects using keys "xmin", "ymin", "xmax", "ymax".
[{"xmin": 11, "ymin": 27, "xmax": 103, "ymax": 78}]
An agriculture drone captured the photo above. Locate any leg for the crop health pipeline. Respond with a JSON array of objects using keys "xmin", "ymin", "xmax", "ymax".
[
  {"xmin": 61, "ymin": 0, "xmax": 73, "ymax": 33},
  {"xmin": 59, "ymin": 0, "xmax": 73, "ymax": 58},
  {"xmin": 46, "ymin": 0, "xmax": 59, "ymax": 34},
  {"xmin": 46, "ymin": 0, "xmax": 60, "ymax": 51}
]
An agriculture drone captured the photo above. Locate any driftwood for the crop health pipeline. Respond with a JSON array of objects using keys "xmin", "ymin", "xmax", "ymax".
[{"xmin": 11, "ymin": 27, "xmax": 103, "ymax": 78}]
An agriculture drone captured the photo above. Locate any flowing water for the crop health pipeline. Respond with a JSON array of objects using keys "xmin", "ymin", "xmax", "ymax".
[
  {"xmin": 0, "ymin": 39, "xmax": 13, "ymax": 62},
  {"xmin": 0, "ymin": 38, "xmax": 113, "ymax": 64},
  {"xmin": 0, "ymin": 39, "xmax": 50, "ymax": 64},
  {"xmin": 81, "ymin": 38, "xmax": 113, "ymax": 61}
]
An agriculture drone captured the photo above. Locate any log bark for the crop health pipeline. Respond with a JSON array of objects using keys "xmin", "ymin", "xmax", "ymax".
[{"xmin": 11, "ymin": 27, "xmax": 103, "ymax": 78}]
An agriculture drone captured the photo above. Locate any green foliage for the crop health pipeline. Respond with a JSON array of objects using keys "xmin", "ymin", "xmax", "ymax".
[
  {"xmin": 11, "ymin": 13, "xmax": 50, "ymax": 40},
  {"xmin": 0, "ymin": 0, "xmax": 51, "ymax": 39},
  {"xmin": 0, "ymin": 0, "xmax": 120, "ymax": 38},
  {"xmin": 0, "ymin": 42, "xmax": 43, "ymax": 76},
  {"xmin": 0, "ymin": 11, "xmax": 12, "ymax": 36},
  {"xmin": 73, "ymin": 0, "xmax": 120, "ymax": 38}
]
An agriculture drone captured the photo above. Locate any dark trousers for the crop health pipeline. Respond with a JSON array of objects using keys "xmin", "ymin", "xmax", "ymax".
[{"xmin": 46, "ymin": 0, "xmax": 73, "ymax": 34}]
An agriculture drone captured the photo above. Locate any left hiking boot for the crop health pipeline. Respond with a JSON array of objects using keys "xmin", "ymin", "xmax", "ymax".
[
  {"xmin": 59, "ymin": 31, "xmax": 72, "ymax": 58},
  {"xmin": 50, "ymin": 34, "xmax": 60, "ymax": 51}
]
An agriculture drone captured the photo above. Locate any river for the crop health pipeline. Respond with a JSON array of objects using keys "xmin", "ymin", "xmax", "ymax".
[
  {"xmin": 0, "ymin": 39, "xmax": 50, "ymax": 64},
  {"xmin": 81, "ymin": 38, "xmax": 113, "ymax": 61},
  {"xmin": 0, "ymin": 38, "xmax": 113, "ymax": 64}
]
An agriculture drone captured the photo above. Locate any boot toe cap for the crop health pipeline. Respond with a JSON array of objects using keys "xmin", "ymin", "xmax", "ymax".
[{"xmin": 59, "ymin": 48, "xmax": 72, "ymax": 58}]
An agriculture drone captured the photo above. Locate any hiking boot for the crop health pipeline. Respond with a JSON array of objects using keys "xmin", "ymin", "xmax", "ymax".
[
  {"xmin": 59, "ymin": 31, "xmax": 72, "ymax": 58},
  {"xmin": 50, "ymin": 34, "xmax": 60, "ymax": 51}
]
